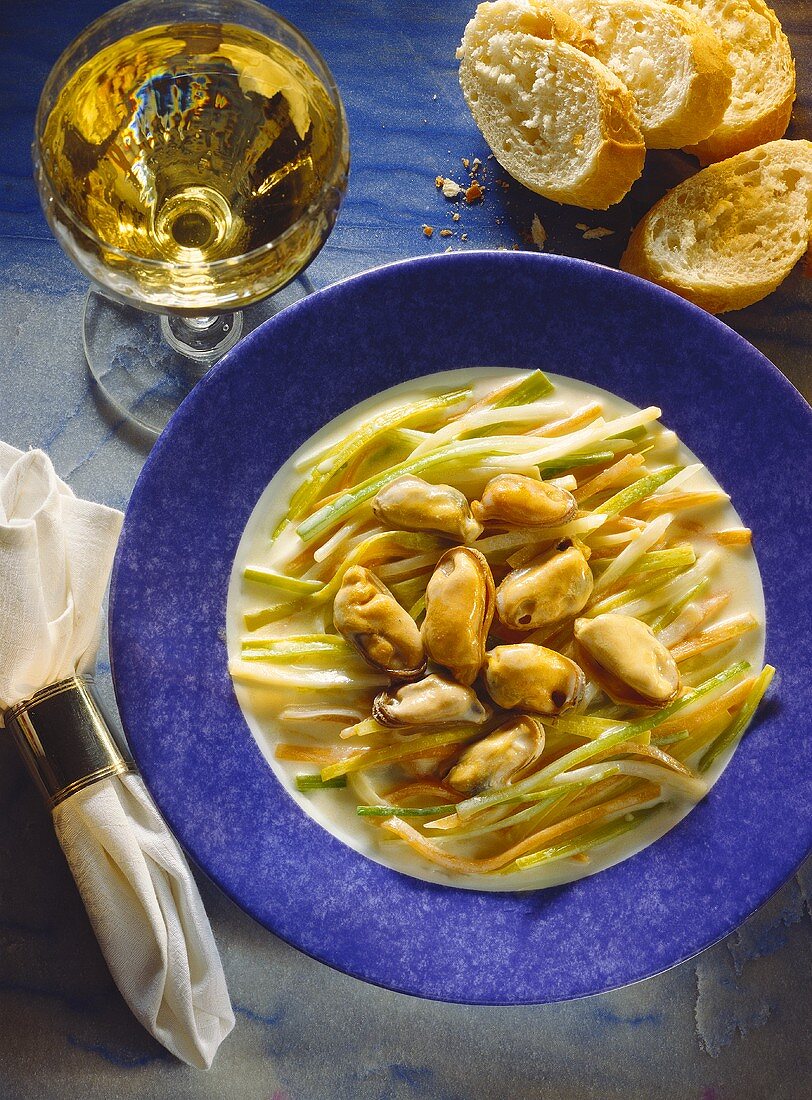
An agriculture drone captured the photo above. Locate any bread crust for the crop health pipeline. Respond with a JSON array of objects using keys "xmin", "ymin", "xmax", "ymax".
[
  {"xmin": 457, "ymin": 2, "xmax": 645, "ymax": 209},
  {"xmin": 673, "ymin": 0, "xmax": 796, "ymax": 163},
  {"xmin": 557, "ymin": 0, "xmax": 733, "ymax": 149},
  {"xmin": 621, "ymin": 139, "xmax": 812, "ymax": 313}
]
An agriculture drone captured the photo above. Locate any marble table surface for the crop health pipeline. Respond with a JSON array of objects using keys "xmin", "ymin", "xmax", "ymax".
[{"xmin": 1, "ymin": 1, "xmax": 810, "ymax": 1097}]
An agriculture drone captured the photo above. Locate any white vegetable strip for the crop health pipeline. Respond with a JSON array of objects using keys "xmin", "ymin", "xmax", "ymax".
[
  {"xmin": 408, "ymin": 400, "xmax": 568, "ymax": 458},
  {"xmin": 473, "ymin": 514, "xmax": 606, "ymax": 556},
  {"xmin": 547, "ymin": 475, "xmax": 578, "ymax": 491},
  {"xmin": 376, "ymin": 551, "xmax": 442, "ymax": 581},
  {"xmin": 649, "ymin": 463, "xmax": 703, "ymax": 496},
  {"xmin": 313, "ymin": 518, "xmax": 365, "ymax": 563},
  {"xmin": 479, "ymin": 407, "xmax": 661, "ymax": 470},
  {"xmin": 614, "ymin": 761, "xmax": 707, "ymax": 801},
  {"xmin": 616, "ymin": 549, "xmax": 719, "ymax": 619},
  {"xmin": 591, "ymin": 513, "xmax": 674, "ymax": 596},
  {"xmin": 278, "ymin": 705, "xmax": 367, "ymax": 724},
  {"xmin": 229, "ymin": 659, "xmax": 387, "ymax": 691}
]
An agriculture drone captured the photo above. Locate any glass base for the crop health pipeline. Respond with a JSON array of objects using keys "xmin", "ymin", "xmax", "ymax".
[{"xmin": 83, "ymin": 275, "xmax": 314, "ymax": 437}]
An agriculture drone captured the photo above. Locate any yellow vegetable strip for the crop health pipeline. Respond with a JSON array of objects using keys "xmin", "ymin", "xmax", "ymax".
[
  {"xmin": 276, "ymin": 744, "xmax": 355, "ymax": 764},
  {"xmin": 591, "ymin": 512, "xmax": 673, "ymax": 596},
  {"xmin": 670, "ymin": 614, "xmax": 759, "ymax": 663},
  {"xmin": 380, "ymin": 783, "xmax": 660, "ymax": 874}
]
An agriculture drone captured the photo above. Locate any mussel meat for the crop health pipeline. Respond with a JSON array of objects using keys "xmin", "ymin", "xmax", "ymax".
[
  {"xmin": 421, "ymin": 546, "xmax": 495, "ymax": 686},
  {"xmin": 372, "ymin": 674, "xmax": 490, "ymax": 727},
  {"xmin": 496, "ymin": 540, "xmax": 593, "ymax": 631},
  {"xmin": 573, "ymin": 613, "xmax": 680, "ymax": 707},
  {"xmin": 472, "ymin": 473, "xmax": 578, "ymax": 527},
  {"xmin": 333, "ymin": 565, "xmax": 426, "ymax": 679},
  {"xmin": 483, "ymin": 643, "xmax": 585, "ymax": 715},
  {"xmin": 445, "ymin": 715, "xmax": 545, "ymax": 794},
  {"xmin": 372, "ymin": 475, "xmax": 482, "ymax": 542}
]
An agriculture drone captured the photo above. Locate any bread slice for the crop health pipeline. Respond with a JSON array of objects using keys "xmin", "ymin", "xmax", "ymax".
[
  {"xmin": 554, "ymin": 0, "xmax": 732, "ymax": 149},
  {"xmin": 456, "ymin": 0, "xmax": 646, "ymax": 209},
  {"xmin": 669, "ymin": 0, "xmax": 795, "ymax": 163},
  {"xmin": 620, "ymin": 139, "xmax": 812, "ymax": 313}
]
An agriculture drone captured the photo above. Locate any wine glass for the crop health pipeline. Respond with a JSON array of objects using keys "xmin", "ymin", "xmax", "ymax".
[{"xmin": 33, "ymin": 0, "xmax": 349, "ymax": 436}]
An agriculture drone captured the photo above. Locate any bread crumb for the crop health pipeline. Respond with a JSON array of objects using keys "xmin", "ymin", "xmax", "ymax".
[
  {"xmin": 576, "ymin": 223, "xmax": 589, "ymax": 231},
  {"xmin": 442, "ymin": 178, "xmax": 462, "ymax": 199},
  {"xmin": 461, "ymin": 233, "xmax": 468, "ymax": 241},
  {"xmin": 432, "ymin": 94, "xmax": 437, "ymax": 101},
  {"xmin": 497, "ymin": 179, "xmax": 510, "ymax": 191},
  {"xmin": 465, "ymin": 180, "xmax": 484, "ymax": 204},
  {"xmin": 531, "ymin": 214, "xmax": 547, "ymax": 249},
  {"xmin": 439, "ymin": 228, "xmax": 453, "ymax": 237},
  {"xmin": 471, "ymin": 157, "xmax": 482, "ymax": 173},
  {"xmin": 582, "ymin": 227, "xmax": 614, "ymax": 240},
  {"xmin": 422, "ymin": 225, "xmax": 434, "ymax": 238},
  {"xmin": 435, "ymin": 175, "xmax": 445, "ymax": 188},
  {"xmin": 452, "ymin": 212, "xmax": 461, "ymax": 222},
  {"xmin": 445, "ymin": 245, "xmax": 453, "ymax": 253},
  {"xmin": 462, "ymin": 157, "xmax": 470, "ymax": 168}
]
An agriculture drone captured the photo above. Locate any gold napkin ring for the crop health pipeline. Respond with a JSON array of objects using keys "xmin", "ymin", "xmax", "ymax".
[{"xmin": 4, "ymin": 677, "xmax": 136, "ymax": 809}]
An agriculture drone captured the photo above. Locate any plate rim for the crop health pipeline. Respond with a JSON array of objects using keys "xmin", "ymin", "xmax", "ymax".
[{"xmin": 109, "ymin": 250, "xmax": 812, "ymax": 1004}]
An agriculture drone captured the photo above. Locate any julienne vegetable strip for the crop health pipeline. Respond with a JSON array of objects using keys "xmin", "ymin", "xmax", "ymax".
[
  {"xmin": 699, "ymin": 666, "xmax": 775, "ymax": 774},
  {"xmin": 232, "ymin": 369, "xmax": 772, "ymax": 882}
]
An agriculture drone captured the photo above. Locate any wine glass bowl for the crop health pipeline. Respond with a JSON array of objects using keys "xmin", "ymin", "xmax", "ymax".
[{"xmin": 33, "ymin": 0, "xmax": 349, "ymax": 431}]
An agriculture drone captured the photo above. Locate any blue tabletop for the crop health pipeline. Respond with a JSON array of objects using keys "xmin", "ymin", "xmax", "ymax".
[{"xmin": 1, "ymin": 2, "xmax": 810, "ymax": 1098}]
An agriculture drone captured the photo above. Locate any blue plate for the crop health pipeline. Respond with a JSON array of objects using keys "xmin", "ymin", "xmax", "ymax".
[{"xmin": 109, "ymin": 252, "xmax": 812, "ymax": 1004}]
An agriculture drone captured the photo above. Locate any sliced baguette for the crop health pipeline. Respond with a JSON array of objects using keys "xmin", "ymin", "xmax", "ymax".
[
  {"xmin": 669, "ymin": 0, "xmax": 795, "ymax": 163},
  {"xmin": 456, "ymin": 0, "xmax": 646, "ymax": 209},
  {"xmin": 555, "ymin": 0, "xmax": 733, "ymax": 149},
  {"xmin": 620, "ymin": 139, "xmax": 812, "ymax": 313}
]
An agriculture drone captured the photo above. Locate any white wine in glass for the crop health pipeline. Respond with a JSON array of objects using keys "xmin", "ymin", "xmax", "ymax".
[{"xmin": 34, "ymin": 0, "xmax": 349, "ymax": 435}]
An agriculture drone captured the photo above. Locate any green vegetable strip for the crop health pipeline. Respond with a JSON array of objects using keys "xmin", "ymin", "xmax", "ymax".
[
  {"xmin": 652, "ymin": 729, "xmax": 690, "ymax": 747},
  {"xmin": 296, "ymin": 439, "xmax": 519, "ymax": 543},
  {"xmin": 587, "ymin": 566, "xmax": 690, "ymax": 618},
  {"xmin": 279, "ymin": 388, "xmax": 470, "ymax": 531},
  {"xmin": 489, "ymin": 370, "xmax": 554, "ymax": 409},
  {"xmin": 514, "ymin": 805, "xmax": 662, "ymax": 870},
  {"xmin": 320, "ymin": 726, "xmax": 482, "ymax": 782},
  {"xmin": 698, "ymin": 665, "xmax": 775, "ymax": 774},
  {"xmin": 356, "ymin": 803, "xmax": 458, "ymax": 818},
  {"xmin": 243, "ymin": 567, "xmax": 322, "ymax": 593},
  {"xmin": 540, "ymin": 450, "xmax": 616, "ymax": 474},
  {"xmin": 438, "ymin": 787, "xmax": 580, "ymax": 841},
  {"xmin": 242, "ymin": 637, "xmax": 352, "ymax": 660},
  {"xmin": 594, "ymin": 465, "xmax": 683, "ymax": 517},
  {"xmin": 631, "ymin": 546, "xmax": 697, "ymax": 575},
  {"xmin": 455, "ymin": 662, "xmax": 749, "ymax": 820},
  {"xmin": 295, "ymin": 774, "xmax": 348, "ymax": 791},
  {"xmin": 545, "ymin": 714, "xmax": 619, "ymax": 740},
  {"xmin": 650, "ymin": 577, "xmax": 711, "ymax": 634}
]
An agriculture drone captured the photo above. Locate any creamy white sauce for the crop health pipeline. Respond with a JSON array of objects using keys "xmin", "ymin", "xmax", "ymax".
[{"xmin": 226, "ymin": 368, "xmax": 766, "ymax": 892}]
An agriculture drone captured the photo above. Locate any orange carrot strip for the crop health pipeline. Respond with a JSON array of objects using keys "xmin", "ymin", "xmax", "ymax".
[
  {"xmin": 573, "ymin": 453, "xmax": 646, "ymax": 502},
  {"xmin": 671, "ymin": 614, "xmax": 758, "ymax": 663},
  {"xmin": 380, "ymin": 783, "xmax": 659, "ymax": 873},
  {"xmin": 531, "ymin": 401, "xmax": 603, "ymax": 437},
  {"xmin": 630, "ymin": 491, "xmax": 727, "ymax": 519},
  {"xmin": 713, "ymin": 528, "xmax": 752, "ymax": 546},
  {"xmin": 385, "ymin": 781, "xmax": 462, "ymax": 805}
]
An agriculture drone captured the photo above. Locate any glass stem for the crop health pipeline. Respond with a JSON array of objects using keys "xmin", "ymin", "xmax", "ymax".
[{"xmin": 160, "ymin": 311, "xmax": 244, "ymax": 370}]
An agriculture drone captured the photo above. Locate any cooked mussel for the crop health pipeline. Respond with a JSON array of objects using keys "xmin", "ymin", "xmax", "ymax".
[
  {"xmin": 472, "ymin": 473, "xmax": 578, "ymax": 527},
  {"xmin": 573, "ymin": 613, "xmax": 680, "ymax": 707},
  {"xmin": 372, "ymin": 475, "xmax": 483, "ymax": 542},
  {"xmin": 445, "ymin": 715, "xmax": 545, "ymax": 794},
  {"xmin": 333, "ymin": 565, "xmax": 425, "ymax": 679},
  {"xmin": 372, "ymin": 674, "xmax": 490, "ymax": 727},
  {"xmin": 496, "ymin": 540, "xmax": 593, "ymax": 631},
  {"xmin": 483, "ymin": 643, "xmax": 585, "ymax": 715},
  {"xmin": 421, "ymin": 546, "xmax": 495, "ymax": 686}
]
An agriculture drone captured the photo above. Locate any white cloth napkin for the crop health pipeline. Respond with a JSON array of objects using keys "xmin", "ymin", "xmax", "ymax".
[{"xmin": 0, "ymin": 442, "xmax": 234, "ymax": 1069}]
